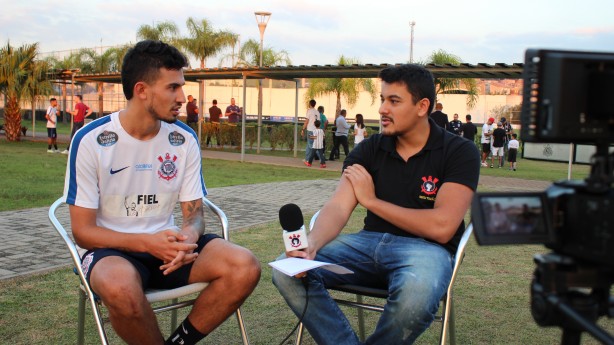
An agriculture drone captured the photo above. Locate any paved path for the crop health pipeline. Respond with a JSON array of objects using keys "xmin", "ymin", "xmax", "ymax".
[{"xmin": 0, "ymin": 143, "xmax": 551, "ymax": 281}]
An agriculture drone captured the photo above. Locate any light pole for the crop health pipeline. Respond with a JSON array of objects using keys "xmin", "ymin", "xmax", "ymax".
[
  {"xmin": 254, "ymin": 11, "xmax": 271, "ymax": 154},
  {"xmin": 409, "ymin": 21, "xmax": 416, "ymax": 63}
]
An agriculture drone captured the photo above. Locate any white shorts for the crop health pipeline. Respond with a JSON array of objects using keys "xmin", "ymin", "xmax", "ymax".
[{"xmin": 491, "ymin": 146, "xmax": 504, "ymax": 156}]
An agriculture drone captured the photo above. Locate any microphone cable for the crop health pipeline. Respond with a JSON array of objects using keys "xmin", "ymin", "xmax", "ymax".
[{"xmin": 278, "ymin": 277, "xmax": 310, "ymax": 345}]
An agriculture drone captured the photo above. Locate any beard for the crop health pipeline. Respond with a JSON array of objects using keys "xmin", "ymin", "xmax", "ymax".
[{"xmin": 147, "ymin": 103, "xmax": 177, "ymax": 124}]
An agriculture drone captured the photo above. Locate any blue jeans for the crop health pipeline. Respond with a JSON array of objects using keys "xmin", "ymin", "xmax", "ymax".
[
  {"xmin": 308, "ymin": 148, "xmax": 326, "ymax": 165},
  {"xmin": 304, "ymin": 131, "xmax": 314, "ymax": 161},
  {"xmin": 272, "ymin": 230, "xmax": 453, "ymax": 345}
]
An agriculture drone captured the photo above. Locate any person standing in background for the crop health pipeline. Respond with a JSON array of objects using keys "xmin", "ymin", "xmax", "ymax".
[
  {"xmin": 206, "ymin": 99, "xmax": 222, "ymax": 147},
  {"xmin": 330, "ymin": 109, "xmax": 351, "ymax": 160},
  {"xmin": 353, "ymin": 113, "xmax": 368, "ymax": 146},
  {"xmin": 62, "ymin": 94, "xmax": 92, "ymax": 154},
  {"xmin": 508, "ymin": 133, "xmax": 520, "ymax": 171},
  {"xmin": 186, "ymin": 95, "xmax": 199, "ymax": 133},
  {"xmin": 317, "ymin": 106, "xmax": 329, "ymax": 157},
  {"xmin": 448, "ymin": 113, "xmax": 462, "ymax": 135},
  {"xmin": 45, "ymin": 97, "xmax": 59, "ymax": 153},
  {"xmin": 429, "ymin": 102, "xmax": 448, "ymax": 129},
  {"xmin": 461, "ymin": 114, "xmax": 477, "ymax": 143},
  {"xmin": 225, "ymin": 97, "xmax": 241, "ymax": 123},
  {"xmin": 480, "ymin": 117, "xmax": 495, "ymax": 167},
  {"xmin": 301, "ymin": 99, "xmax": 319, "ymax": 164}
]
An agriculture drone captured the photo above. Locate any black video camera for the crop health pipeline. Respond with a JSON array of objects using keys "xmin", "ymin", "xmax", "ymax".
[{"xmin": 472, "ymin": 49, "xmax": 614, "ymax": 344}]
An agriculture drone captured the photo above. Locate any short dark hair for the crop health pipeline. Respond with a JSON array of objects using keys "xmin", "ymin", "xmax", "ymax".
[
  {"xmin": 512, "ymin": 133, "xmax": 517, "ymax": 139},
  {"xmin": 121, "ymin": 40, "xmax": 188, "ymax": 100},
  {"xmin": 50, "ymin": 97, "xmax": 57, "ymax": 102},
  {"xmin": 309, "ymin": 99, "xmax": 316, "ymax": 107},
  {"xmin": 213, "ymin": 99, "xmax": 217, "ymax": 104},
  {"xmin": 314, "ymin": 120, "xmax": 321, "ymax": 128},
  {"xmin": 317, "ymin": 106, "xmax": 324, "ymax": 112},
  {"xmin": 75, "ymin": 94, "xmax": 83, "ymax": 101},
  {"xmin": 466, "ymin": 114, "xmax": 472, "ymax": 120},
  {"xmin": 378, "ymin": 64, "xmax": 436, "ymax": 114}
]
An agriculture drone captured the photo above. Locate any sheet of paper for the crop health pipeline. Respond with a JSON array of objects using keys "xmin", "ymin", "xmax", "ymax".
[{"xmin": 269, "ymin": 257, "xmax": 353, "ymax": 276}]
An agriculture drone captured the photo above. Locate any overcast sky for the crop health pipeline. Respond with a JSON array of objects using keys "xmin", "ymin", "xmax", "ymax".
[{"xmin": 1, "ymin": 0, "xmax": 613, "ymax": 67}]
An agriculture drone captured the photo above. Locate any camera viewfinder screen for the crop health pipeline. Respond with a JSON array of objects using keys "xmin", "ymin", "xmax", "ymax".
[{"xmin": 474, "ymin": 194, "xmax": 549, "ymax": 245}]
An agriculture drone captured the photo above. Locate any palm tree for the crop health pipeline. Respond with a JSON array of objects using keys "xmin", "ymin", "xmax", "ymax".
[
  {"xmin": 0, "ymin": 42, "xmax": 50, "ymax": 141},
  {"xmin": 136, "ymin": 21, "xmax": 179, "ymax": 44},
  {"xmin": 224, "ymin": 38, "xmax": 292, "ymax": 152},
  {"xmin": 230, "ymin": 38, "xmax": 292, "ymax": 67},
  {"xmin": 46, "ymin": 52, "xmax": 81, "ymax": 124},
  {"xmin": 23, "ymin": 58, "xmax": 53, "ymax": 135},
  {"xmin": 305, "ymin": 55, "xmax": 378, "ymax": 118},
  {"xmin": 76, "ymin": 48, "xmax": 123, "ymax": 117},
  {"xmin": 424, "ymin": 49, "xmax": 479, "ymax": 109},
  {"xmin": 181, "ymin": 17, "xmax": 238, "ymax": 69}
]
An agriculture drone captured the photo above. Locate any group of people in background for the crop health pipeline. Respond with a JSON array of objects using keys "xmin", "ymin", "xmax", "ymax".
[
  {"xmin": 301, "ymin": 99, "xmax": 368, "ymax": 168},
  {"xmin": 429, "ymin": 102, "xmax": 519, "ymax": 171}
]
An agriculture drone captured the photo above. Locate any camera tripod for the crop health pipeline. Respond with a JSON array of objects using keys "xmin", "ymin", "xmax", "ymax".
[{"xmin": 531, "ymin": 253, "xmax": 614, "ymax": 345}]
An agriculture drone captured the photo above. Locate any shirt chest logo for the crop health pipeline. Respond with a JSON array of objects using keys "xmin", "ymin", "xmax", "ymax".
[
  {"xmin": 420, "ymin": 176, "xmax": 439, "ymax": 196},
  {"xmin": 157, "ymin": 153, "xmax": 178, "ymax": 181}
]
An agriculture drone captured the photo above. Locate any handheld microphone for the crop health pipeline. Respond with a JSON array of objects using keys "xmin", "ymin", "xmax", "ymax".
[{"xmin": 279, "ymin": 203, "xmax": 309, "ymax": 252}]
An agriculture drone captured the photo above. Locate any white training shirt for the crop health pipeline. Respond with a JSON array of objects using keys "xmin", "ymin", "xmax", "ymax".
[
  {"xmin": 306, "ymin": 108, "xmax": 319, "ymax": 132},
  {"xmin": 46, "ymin": 106, "xmax": 57, "ymax": 128},
  {"xmin": 508, "ymin": 139, "xmax": 519, "ymax": 150},
  {"xmin": 63, "ymin": 111, "xmax": 207, "ymax": 234},
  {"xmin": 481, "ymin": 123, "xmax": 493, "ymax": 144}
]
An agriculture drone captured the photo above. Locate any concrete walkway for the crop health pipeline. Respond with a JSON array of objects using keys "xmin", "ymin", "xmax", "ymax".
[{"xmin": 0, "ymin": 138, "xmax": 551, "ymax": 281}]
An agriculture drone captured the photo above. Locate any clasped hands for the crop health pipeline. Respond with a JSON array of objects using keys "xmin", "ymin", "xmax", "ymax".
[{"xmin": 149, "ymin": 230, "xmax": 199, "ymax": 275}]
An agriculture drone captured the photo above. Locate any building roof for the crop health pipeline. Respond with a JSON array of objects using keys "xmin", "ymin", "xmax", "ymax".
[{"xmin": 56, "ymin": 62, "xmax": 524, "ymax": 84}]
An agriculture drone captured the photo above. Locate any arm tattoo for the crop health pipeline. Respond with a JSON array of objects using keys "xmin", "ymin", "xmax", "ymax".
[{"xmin": 182, "ymin": 199, "xmax": 205, "ymax": 236}]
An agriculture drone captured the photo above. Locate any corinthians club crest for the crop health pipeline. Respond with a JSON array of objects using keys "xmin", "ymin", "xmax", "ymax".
[{"xmin": 157, "ymin": 153, "xmax": 178, "ymax": 181}]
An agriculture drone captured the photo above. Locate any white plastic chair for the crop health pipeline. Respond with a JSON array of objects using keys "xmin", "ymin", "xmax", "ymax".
[
  {"xmin": 48, "ymin": 196, "xmax": 250, "ymax": 345},
  {"xmin": 296, "ymin": 210, "xmax": 473, "ymax": 345}
]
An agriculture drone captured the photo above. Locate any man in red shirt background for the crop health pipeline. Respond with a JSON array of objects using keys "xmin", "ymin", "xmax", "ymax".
[{"xmin": 62, "ymin": 94, "xmax": 92, "ymax": 154}]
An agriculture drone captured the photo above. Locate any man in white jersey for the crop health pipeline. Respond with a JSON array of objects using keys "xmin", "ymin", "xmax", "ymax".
[
  {"xmin": 45, "ymin": 97, "xmax": 59, "ymax": 152},
  {"xmin": 63, "ymin": 40, "xmax": 261, "ymax": 345}
]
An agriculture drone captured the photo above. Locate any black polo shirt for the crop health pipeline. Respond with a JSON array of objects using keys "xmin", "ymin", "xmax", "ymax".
[{"xmin": 343, "ymin": 118, "xmax": 480, "ymax": 253}]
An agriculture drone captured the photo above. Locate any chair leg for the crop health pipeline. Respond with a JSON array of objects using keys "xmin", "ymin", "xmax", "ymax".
[
  {"xmin": 77, "ymin": 289, "xmax": 86, "ymax": 345},
  {"xmin": 235, "ymin": 307, "xmax": 251, "ymax": 345},
  {"xmin": 356, "ymin": 294, "xmax": 366, "ymax": 341},
  {"xmin": 170, "ymin": 298, "xmax": 178, "ymax": 332},
  {"xmin": 295, "ymin": 322, "xmax": 304, "ymax": 345},
  {"xmin": 448, "ymin": 297, "xmax": 456, "ymax": 345},
  {"xmin": 439, "ymin": 293, "xmax": 455, "ymax": 345}
]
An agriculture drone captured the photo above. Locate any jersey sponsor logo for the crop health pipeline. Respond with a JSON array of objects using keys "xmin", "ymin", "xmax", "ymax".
[
  {"xmin": 168, "ymin": 131, "xmax": 186, "ymax": 146},
  {"xmin": 110, "ymin": 166, "xmax": 129, "ymax": 175},
  {"xmin": 158, "ymin": 153, "xmax": 178, "ymax": 181},
  {"xmin": 97, "ymin": 131, "xmax": 119, "ymax": 146},
  {"xmin": 123, "ymin": 194, "xmax": 160, "ymax": 216},
  {"xmin": 420, "ymin": 176, "xmax": 439, "ymax": 196},
  {"xmin": 135, "ymin": 163, "xmax": 153, "ymax": 172}
]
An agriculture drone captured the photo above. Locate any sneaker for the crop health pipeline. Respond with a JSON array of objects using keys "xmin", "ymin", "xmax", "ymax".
[
  {"xmin": 47, "ymin": 149, "xmax": 54, "ymax": 153},
  {"xmin": 61, "ymin": 149, "xmax": 69, "ymax": 155},
  {"xmin": 320, "ymin": 164, "xmax": 326, "ymax": 168},
  {"xmin": 481, "ymin": 162, "xmax": 487, "ymax": 167},
  {"xmin": 54, "ymin": 149, "xmax": 60, "ymax": 153},
  {"xmin": 490, "ymin": 164, "xmax": 494, "ymax": 168},
  {"xmin": 303, "ymin": 161, "xmax": 311, "ymax": 167},
  {"xmin": 513, "ymin": 168, "xmax": 516, "ymax": 171}
]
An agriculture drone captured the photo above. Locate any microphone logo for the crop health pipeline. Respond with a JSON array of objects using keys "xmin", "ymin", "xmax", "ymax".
[{"xmin": 289, "ymin": 234, "xmax": 303, "ymax": 248}]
